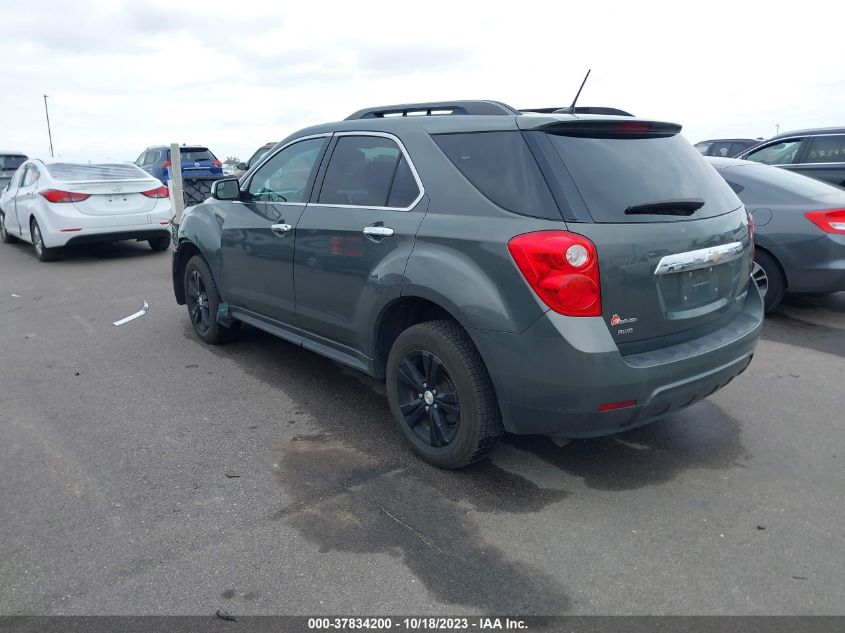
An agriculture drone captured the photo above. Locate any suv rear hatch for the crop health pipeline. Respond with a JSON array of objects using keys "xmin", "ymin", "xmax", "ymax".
[
  {"xmin": 170, "ymin": 147, "xmax": 222, "ymax": 179},
  {"xmin": 1, "ymin": 154, "xmax": 27, "ymax": 190},
  {"xmin": 520, "ymin": 117, "xmax": 753, "ymax": 351}
]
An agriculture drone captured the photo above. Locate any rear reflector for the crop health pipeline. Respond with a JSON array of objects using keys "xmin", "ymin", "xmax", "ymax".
[
  {"xmin": 805, "ymin": 209, "xmax": 845, "ymax": 235},
  {"xmin": 597, "ymin": 400, "xmax": 637, "ymax": 412},
  {"xmin": 60, "ymin": 228, "xmax": 82, "ymax": 232},
  {"xmin": 39, "ymin": 189, "xmax": 91, "ymax": 203},
  {"xmin": 508, "ymin": 230, "xmax": 601, "ymax": 316},
  {"xmin": 160, "ymin": 221, "xmax": 170, "ymax": 225},
  {"xmin": 142, "ymin": 185, "xmax": 169, "ymax": 198}
]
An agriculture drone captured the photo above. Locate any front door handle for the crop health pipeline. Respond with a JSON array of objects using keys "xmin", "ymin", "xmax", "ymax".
[
  {"xmin": 362, "ymin": 225, "xmax": 394, "ymax": 239},
  {"xmin": 271, "ymin": 223, "xmax": 292, "ymax": 237}
]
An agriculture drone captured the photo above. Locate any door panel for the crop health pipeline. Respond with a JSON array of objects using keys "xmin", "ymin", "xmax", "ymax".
[
  {"xmin": 219, "ymin": 136, "xmax": 328, "ymax": 324},
  {"xmin": 293, "ymin": 203, "xmax": 427, "ymax": 357},
  {"xmin": 293, "ymin": 133, "xmax": 427, "ymax": 360}
]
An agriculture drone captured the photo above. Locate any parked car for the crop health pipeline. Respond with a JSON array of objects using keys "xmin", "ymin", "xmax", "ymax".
[
  {"xmin": 694, "ymin": 138, "xmax": 762, "ymax": 158},
  {"xmin": 134, "ymin": 145, "xmax": 223, "ymax": 184},
  {"xmin": 736, "ymin": 127, "xmax": 845, "ymax": 188},
  {"xmin": 172, "ymin": 99, "xmax": 762, "ymax": 468},
  {"xmin": 233, "ymin": 142, "xmax": 278, "ymax": 178},
  {"xmin": 708, "ymin": 157, "xmax": 845, "ymax": 311},
  {"xmin": 0, "ymin": 159, "xmax": 172, "ymax": 261},
  {"xmin": 1, "ymin": 151, "xmax": 27, "ymax": 191}
]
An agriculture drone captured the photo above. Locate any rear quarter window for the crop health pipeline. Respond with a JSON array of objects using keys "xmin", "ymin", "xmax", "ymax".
[
  {"xmin": 546, "ymin": 133, "xmax": 741, "ymax": 222},
  {"xmin": 432, "ymin": 131, "xmax": 559, "ymax": 219}
]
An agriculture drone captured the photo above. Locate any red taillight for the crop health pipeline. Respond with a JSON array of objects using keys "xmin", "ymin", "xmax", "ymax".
[
  {"xmin": 507, "ymin": 230, "xmax": 601, "ymax": 317},
  {"xmin": 747, "ymin": 210, "xmax": 755, "ymax": 259},
  {"xmin": 805, "ymin": 209, "xmax": 845, "ymax": 235},
  {"xmin": 211, "ymin": 160, "xmax": 222, "ymax": 167},
  {"xmin": 161, "ymin": 160, "xmax": 172, "ymax": 169},
  {"xmin": 142, "ymin": 185, "xmax": 169, "ymax": 198},
  {"xmin": 38, "ymin": 189, "xmax": 91, "ymax": 203},
  {"xmin": 614, "ymin": 121, "xmax": 651, "ymax": 134},
  {"xmin": 597, "ymin": 400, "xmax": 637, "ymax": 412}
]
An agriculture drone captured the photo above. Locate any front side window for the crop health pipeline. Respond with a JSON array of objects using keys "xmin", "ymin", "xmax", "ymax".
[
  {"xmin": 693, "ymin": 142, "xmax": 712, "ymax": 155},
  {"xmin": 247, "ymin": 138, "xmax": 326, "ymax": 203},
  {"xmin": 710, "ymin": 142, "xmax": 733, "ymax": 157},
  {"xmin": 319, "ymin": 136, "xmax": 419, "ymax": 208},
  {"xmin": 802, "ymin": 135, "xmax": 845, "ymax": 164},
  {"xmin": 745, "ymin": 139, "xmax": 804, "ymax": 165}
]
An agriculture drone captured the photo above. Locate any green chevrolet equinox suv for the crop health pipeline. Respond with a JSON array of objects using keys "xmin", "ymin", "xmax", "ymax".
[{"xmin": 172, "ymin": 100, "xmax": 763, "ymax": 468}]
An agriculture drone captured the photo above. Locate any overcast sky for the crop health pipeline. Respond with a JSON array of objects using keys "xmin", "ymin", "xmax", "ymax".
[{"xmin": 1, "ymin": 0, "xmax": 843, "ymax": 163}]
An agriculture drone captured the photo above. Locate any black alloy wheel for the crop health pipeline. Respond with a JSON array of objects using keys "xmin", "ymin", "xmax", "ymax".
[{"xmin": 396, "ymin": 350, "xmax": 461, "ymax": 448}]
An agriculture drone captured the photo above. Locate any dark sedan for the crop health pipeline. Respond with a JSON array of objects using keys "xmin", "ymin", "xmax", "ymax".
[
  {"xmin": 709, "ymin": 157, "xmax": 845, "ymax": 311},
  {"xmin": 737, "ymin": 127, "xmax": 845, "ymax": 188}
]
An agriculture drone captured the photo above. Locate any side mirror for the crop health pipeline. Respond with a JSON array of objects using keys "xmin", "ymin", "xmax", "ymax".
[
  {"xmin": 237, "ymin": 162, "xmax": 247, "ymax": 171},
  {"xmin": 211, "ymin": 178, "xmax": 241, "ymax": 201}
]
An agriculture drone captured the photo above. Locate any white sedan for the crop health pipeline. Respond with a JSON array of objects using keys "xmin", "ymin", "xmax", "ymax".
[{"xmin": 0, "ymin": 159, "xmax": 172, "ymax": 261}]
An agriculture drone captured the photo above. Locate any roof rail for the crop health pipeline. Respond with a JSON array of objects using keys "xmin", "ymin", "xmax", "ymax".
[
  {"xmin": 521, "ymin": 106, "xmax": 635, "ymax": 117},
  {"xmin": 345, "ymin": 100, "xmax": 520, "ymax": 120}
]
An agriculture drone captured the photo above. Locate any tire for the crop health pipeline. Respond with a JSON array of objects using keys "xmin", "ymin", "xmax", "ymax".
[
  {"xmin": 183, "ymin": 255, "xmax": 241, "ymax": 344},
  {"xmin": 386, "ymin": 320, "xmax": 503, "ymax": 469},
  {"xmin": 149, "ymin": 235, "xmax": 171, "ymax": 251},
  {"xmin": 0, "ymin": 212, "xmax": 18, "ymax": 244},
  {"xmin": 30, "ymin": 218, "xmax": 59, "ymax": 262},
  {"xmin": 753, "ymin": 250, "xmax": 785, "ymax": 312}
]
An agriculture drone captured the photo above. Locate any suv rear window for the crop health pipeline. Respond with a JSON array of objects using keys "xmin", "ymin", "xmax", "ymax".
[
  {"xmin": 545, "ymin": 133, "xmax": 740, "ymax": 222},
  {"xmin": 173, "ymin": 148, "xmax": 215, "ymax": 162},
  {"xmin": 433, "ymin": 132, "xmax": 558, "ymax": 219}
]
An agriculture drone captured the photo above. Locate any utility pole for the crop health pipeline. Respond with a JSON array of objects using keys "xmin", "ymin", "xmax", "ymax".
[{"xmin": 43, "ymin": 94, "xmax": 54, "ymax": 157}]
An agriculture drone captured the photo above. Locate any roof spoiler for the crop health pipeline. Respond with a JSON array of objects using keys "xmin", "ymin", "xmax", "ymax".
[
  {"xmin": 521, "ymin": 106, "xmax": 635, "ymax": 116},
  {"xmin": 345, "ymin": 100, "xmax": 520, "ymax": 120}
]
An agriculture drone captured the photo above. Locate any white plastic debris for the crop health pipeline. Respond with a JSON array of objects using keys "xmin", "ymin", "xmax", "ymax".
[{"xmin": 113, "ymin": 301, "xmax": 149, "ymax": 326}]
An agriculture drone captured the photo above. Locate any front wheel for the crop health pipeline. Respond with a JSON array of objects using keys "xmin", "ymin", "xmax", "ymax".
[
  {"xmin": 149, "ymin": 235, "xmax": 171, "ymax": 251},
  {"xmin": 1, "ymin": 212, "xmax": 18, "ymax": 244},
  {"xmin": 184, "ymin": 255, "xmax": 240, "ymax": 344},
  {"xmin": 30, "ymin": 219, "xmax": 58, "ymax": 262},
  {"xmin": 386, "ymin": 320, "xmax": 503, "ymax": 469}
]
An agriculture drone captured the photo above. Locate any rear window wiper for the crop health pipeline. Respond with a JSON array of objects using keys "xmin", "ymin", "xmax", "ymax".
[{"xmin": 625, "ymin": 198, "xmax": 704, "ymax": 216}]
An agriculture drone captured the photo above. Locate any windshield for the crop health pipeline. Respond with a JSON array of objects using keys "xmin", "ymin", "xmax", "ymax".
[
  {"xmin": 546, "ymin": 133, "xmax": 741, "ymax": 222},
  {"xmin": 248, "ymin": 147, "xmax": 273, "ymax": 168},
  {"xmin": 0, "ymin": 155, "xmax": 27, "ymax": 171}
]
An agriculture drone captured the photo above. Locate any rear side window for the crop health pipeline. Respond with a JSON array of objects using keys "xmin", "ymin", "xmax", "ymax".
[
  {"xmin": 745, "ymin": 139, "xmax": 804, "ymax": 165},
  {"xmin": 802, "ymin": 135, "xmax": 845, "ymax": 164},
  {"xmin": 319, "ymin": 136, "xmax": 420, "ymax": 208},
  {"xmin": 546, "ymin": 133, "xmax": 740, "ymax": 223},
  {"xmin": 433, "ymin": 132, "xmax": 557, "ymax": 218}
]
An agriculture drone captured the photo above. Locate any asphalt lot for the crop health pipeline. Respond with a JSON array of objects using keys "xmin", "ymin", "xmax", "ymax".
[{"xmin": 0, "ymin": 238, "xmax": 843, "ymax": 616}]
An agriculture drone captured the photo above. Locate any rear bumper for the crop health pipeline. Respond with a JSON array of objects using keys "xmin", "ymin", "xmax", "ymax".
[
  {"xmin": 64, "ymin": 228, "xmax": 170, "ymax": 247},
  {"xmin": 469, "ymin": 281, "xmax": 764, "ymax": 438},
  {"xmin": 773, "ymin": 233, "xmax": 845, "ymax": 293}
]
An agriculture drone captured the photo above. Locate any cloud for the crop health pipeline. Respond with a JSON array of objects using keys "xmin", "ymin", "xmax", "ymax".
[{"xmin": 0, "ymin": 0, "xmax": 842, "ymax": 163}]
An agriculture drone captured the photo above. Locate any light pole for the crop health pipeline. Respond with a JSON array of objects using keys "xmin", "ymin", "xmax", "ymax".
[{"xmin": 43, "ymin": 94, "xmax": 54, "ymax": 157}]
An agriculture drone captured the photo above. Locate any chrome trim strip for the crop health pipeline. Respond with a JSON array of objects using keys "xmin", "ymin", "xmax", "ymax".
[{"xmin": 654, "ymin": 241, "xmax": 744, "ymax": 276}]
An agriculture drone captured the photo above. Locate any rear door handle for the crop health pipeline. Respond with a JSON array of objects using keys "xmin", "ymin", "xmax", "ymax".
[
  {"xmin": 362, "ymin": 226, "xmax": 394, "ymax": 238},
  {"xmin": 271, "ymin": 223, "xmax": 292, "ymax": 237}
]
